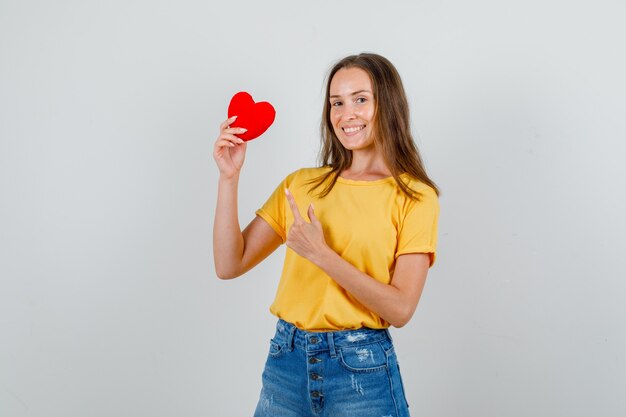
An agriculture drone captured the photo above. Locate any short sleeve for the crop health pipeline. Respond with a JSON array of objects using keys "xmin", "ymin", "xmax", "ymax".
[
  {"xmin": 395, "ymin": 186, "xmax": 440, "ymax": 266},
  {"xmin": 255, "ymin": 176, "xmax": 289, "ymax": 243}
]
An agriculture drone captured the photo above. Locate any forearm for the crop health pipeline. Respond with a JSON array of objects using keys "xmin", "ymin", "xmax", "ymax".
[
  {"xmin": 313, "ymin": 249, "xmax": 414, "ymax": 327},
  {"xmin": 213, "ymin": 174, "xmax": 244, "ymax": 279}
]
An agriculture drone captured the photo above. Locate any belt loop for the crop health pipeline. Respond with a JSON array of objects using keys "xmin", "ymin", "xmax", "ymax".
[
  {"xmin": 327, "ymin": 331, "xmax": 337, "ymax": 358},
  {"xmin": 286, "ymin": 324, "xmax": 296, "ymax": 352}
]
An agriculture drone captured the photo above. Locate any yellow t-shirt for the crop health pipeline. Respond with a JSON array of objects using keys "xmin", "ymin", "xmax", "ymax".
[{"xmin": 256, "ymin": 167, "xmax": 439, "ymax": 331}]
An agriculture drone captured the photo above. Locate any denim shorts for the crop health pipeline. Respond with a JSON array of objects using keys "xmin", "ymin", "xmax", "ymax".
[{"xmin": 254, "ymin": 319, "xmax": 410, "ymax": 417}]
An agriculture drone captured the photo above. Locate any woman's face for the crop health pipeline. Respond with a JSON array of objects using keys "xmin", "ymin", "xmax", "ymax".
[{"xmin": 329, "ymin": 67, "xmax": 376, "ymax": 152}]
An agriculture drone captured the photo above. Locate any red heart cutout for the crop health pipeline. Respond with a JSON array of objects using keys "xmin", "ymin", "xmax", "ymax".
[{"xmin": 227, "ymin": 91, "xmax": 276, "ymax": 141}]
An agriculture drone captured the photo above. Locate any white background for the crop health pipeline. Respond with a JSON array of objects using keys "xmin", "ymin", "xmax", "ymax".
[{"xmin": 1, "ymin": 0, "xmax": 625, "ymax": 416}]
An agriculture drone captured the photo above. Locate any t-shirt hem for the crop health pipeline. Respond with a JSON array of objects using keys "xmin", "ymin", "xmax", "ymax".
[{"xmin": 270, "ymin": 312, "xmax": 391, "ymax": 331}]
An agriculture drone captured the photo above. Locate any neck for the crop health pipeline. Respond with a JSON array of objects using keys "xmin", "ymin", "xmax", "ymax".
[{"xmin": 342, "ymin": 148, "xmax": 391, "ymax": 180}]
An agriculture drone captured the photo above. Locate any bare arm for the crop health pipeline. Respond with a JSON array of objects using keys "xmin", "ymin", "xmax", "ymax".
[
  {"xmin": 313, "ymin": 251, "xmax": 429, "ymax": 328},
  {"xmin": 212, "ymin": 117, "xmax": 282, "ymax": 279},
  {"xmin": 284, "ymin": 188, "xmax": 430, "ymax": 327}
]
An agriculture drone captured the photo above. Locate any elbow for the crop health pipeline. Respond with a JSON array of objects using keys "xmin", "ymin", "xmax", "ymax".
[
  {"xmin": 214, "ymin": 265, "xmax": 240, "ymax": 280},
  {"xmin": 216, "ymin": 271, "xmax": 234, "ymax": 280},
  {"xmin": 388, "ymin": 307, "xmax": 415, "ymax": 328},
  {"xmin": 389, "ymin": 317, "xmax": 410, "ymax": 329}
]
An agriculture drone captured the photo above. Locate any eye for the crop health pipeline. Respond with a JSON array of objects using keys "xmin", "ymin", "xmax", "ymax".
[
  {"xmin": 331, "ymin": 101, "xmax": 343, "ymax": 107},
  {"xmin": 355, "ymin": 97, "xmax": 367, "ymax": 104}
]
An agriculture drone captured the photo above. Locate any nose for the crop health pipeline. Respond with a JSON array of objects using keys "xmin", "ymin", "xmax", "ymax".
[{"xmin": 339, "ymin": 102, "xmax": 358, "ymax": 120}]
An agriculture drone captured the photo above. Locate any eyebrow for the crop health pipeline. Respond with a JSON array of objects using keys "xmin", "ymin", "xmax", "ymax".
[{"xmin": 329, "ymin": 90, "xmax": 372, "ymax": 99}]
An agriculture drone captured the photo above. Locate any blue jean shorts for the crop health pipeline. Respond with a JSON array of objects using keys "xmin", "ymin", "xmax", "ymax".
[{"xmin": 254, "ymin": 319, "xmax": 410, "ymax": 417}]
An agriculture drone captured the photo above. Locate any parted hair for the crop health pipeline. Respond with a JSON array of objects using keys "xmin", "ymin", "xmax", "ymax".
[{"xmin": 309, "ymin": 52, "xmax": 439, "ymax": 200}]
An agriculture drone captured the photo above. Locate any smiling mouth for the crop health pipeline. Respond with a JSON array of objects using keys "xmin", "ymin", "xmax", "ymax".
[{"xmin": 342, "ymin": 125, "xmax": 365, "ymax": 133}]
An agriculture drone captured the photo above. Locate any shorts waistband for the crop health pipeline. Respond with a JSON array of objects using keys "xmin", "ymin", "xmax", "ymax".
[{"xmin": 273, "ymin": 319, "xmax": 392, "ymax": 354}]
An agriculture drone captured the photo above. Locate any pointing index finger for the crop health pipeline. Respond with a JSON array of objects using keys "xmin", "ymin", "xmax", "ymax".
[{"xmin": 284, "ymin": 188, "xmax": 304, "ymax": 222}]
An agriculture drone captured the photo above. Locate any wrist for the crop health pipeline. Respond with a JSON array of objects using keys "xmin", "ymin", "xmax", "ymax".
[
  {"xmin": 219, "ymin": 172, "xmax": 240, "ymax": 184},
  {"xmin": 312, "ymin": 245, "xmax": 337, "ymax": 270}
]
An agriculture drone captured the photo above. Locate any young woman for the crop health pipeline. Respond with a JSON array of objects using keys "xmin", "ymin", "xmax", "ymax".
[{"xmin": 213, "ymin": 53, "xmax": 439, "ymax": 417}]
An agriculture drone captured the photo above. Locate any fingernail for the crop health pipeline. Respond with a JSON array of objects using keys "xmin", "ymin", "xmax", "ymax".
[{"xmin": 241, "ymin": 128, "xmax": 248, "ymax": 132}]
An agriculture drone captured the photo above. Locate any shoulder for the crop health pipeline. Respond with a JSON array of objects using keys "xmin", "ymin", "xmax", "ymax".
[
  {"xmin": 397, "ymin": 175, "xmax": 439, "ymax": 207},
  {"xmin": 400, "ymin": 174, "xmax": 436, "ymax": 193}
]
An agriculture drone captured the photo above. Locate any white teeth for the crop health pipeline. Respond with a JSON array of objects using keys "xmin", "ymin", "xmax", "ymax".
[{"xmin": 343, "ymin": 126, "xmax": 365, "ymax": 133}]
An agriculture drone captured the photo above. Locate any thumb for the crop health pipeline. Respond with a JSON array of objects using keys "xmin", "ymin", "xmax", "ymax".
[{"xmin": 308, "ymin": 203, "xmax": 321, "ymax": 227}]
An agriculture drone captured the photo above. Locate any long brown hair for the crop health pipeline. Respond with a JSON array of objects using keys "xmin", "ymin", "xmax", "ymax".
[{"xmin": 309, "ymin": 53, "xmax": 439, "ymax": 200}]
